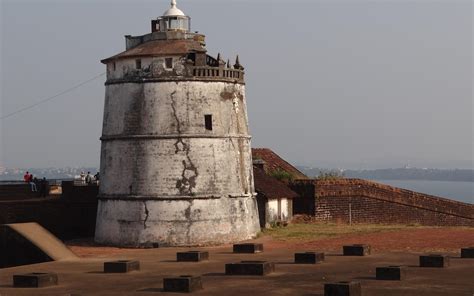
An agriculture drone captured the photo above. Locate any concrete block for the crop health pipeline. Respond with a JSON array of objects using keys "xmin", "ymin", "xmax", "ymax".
[
  {"xmin": 419, "ymin": 255, "xmax": 449, "ymax": 268},
  {"xmin": 177, "ymin": 251, "xmax": 209, "ymax": 262},
  {"xmin": 324, "ymin": 281, "xmax": 361, "ymax": 296},
  {"xmin": 343, "ymin": 244, "xmax": 370, "ymax": 256},
  {"xmin": 461, "ymin": 247, "xmax": 474, "ymax": 258},
  {"xmin": 13, "ymin": 273, "xmax": 58, "ymax": 288},
  {"xmin": 294, "ymin": 252, "xmax": 325, "ymax": 264},
  {"xmin": 104, "ymin": 260, "xmax": 140, "ymax": 273},
  {"xmin": 376, "ymin": 266, "xmax": 406, "ymax": 280},
  {"xmin": 233, "ymin": 243, "xmax": 263, "ymax": 253},
  {"xmin": 225, "ymin": 261, "xmax": 275, "ymax": 276},
  {"xmin": 163, "ymin": 275, "xmax": 203, "ymax": 293}
]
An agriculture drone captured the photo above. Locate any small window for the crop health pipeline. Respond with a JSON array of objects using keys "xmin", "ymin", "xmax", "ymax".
[
  {"xmin": 113, "ymin": 62, "xmax": 116, "ymax": 71},
  {"xmin": 135, "ymin": 59, "xmax": 141, "ymax": 69},
  {"xmin": 204, "ymin": 115, "xmax": 212, "ymax": 131},
  {"xmin": 165, "ymin": 58, "xmax": 173, "ymax": 69}
]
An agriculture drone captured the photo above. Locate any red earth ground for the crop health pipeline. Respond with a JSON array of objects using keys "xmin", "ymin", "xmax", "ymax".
[{"xmin": 66, "ymin": 227, "xmax": 474, "ymax": 258}]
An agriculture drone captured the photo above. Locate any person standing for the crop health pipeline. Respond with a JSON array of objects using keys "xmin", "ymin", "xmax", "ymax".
[
  {"xmin": 39, "ymin": 178, "xmax": 48, "ymax": 197},
  {"xmin": 85, "ymin": 172, "xmax": 92, "ymax": 184},
  {"xmin": 80, "ymin": 171, "xmax": 86, "ymax": 184},
  {"xmin": 94, "ymin": 172, "xmax": 100, "ymax": 185},
  {"xmin": 23, "ymin": 171, "xmax": 30, "ymax": 183},
  {"xmin": 29, "ymin": 174, "xmax": 37, "ymax": 192}
]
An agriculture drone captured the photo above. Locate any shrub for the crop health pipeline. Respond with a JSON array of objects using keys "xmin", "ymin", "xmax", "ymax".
[
  {"xmin": 269, "ymin": 169, "xmax": 294, "ymax": 182},
  {"xmin": 316, "ymin": 170, "xmax": 344, "ymax": 180}
]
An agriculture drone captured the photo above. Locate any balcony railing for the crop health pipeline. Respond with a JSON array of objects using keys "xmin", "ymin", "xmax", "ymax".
[{"xmin": 192, "ymin": 66, "xmax": 244, "ymax": 81}]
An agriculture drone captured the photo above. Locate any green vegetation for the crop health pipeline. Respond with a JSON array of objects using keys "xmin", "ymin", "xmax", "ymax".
[
  {"xmin": 262, "ymin": 222, "xmax": 426, "ymax": 242},
  {"xmin": 316, "ymin": 170, "xmax": 345, "ymax": 180},
  {"xmin": 269, "ymin": 169, "xmax": 294, "ymax": 182}
]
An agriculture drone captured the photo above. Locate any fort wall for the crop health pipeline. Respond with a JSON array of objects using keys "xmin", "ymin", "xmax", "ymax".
[
  {"xmin": 0, "ymin": 184, "xmax": 98, "ymax": 239},
  {"xmin": 291, "ymin": 179, "xmax": 473, "ymax": 226}
]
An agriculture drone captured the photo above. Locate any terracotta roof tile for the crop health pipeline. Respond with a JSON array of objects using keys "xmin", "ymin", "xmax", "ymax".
[
  {"xmin": 101, "ymin": 39, "xmax": 206, "ymax": 63},
  {"xmin": 253, "ymin": 166, "xmax": 298, "ymax": 199},
  {"xmin": 252, "ymin": 148, "xmax": 307, "ymax": 180}
]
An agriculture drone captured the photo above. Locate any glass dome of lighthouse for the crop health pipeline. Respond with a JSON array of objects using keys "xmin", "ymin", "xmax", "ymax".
[{"xmin": 157, "ymin": 0, "xmax": 191, "ymax": 32}]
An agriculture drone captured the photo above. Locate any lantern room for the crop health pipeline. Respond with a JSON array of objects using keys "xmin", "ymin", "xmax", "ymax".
[{"xmin": 155, "ymin": 0, "xmax": 191, "ymax": 32}]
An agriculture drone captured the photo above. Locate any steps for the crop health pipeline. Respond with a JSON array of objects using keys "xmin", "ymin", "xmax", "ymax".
[{"xmin": 0, "ymin": 222, "xmax": 78, "ymax": 268}]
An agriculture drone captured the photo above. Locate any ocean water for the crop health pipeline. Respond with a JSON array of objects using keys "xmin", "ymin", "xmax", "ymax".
[{"xmin": 373, "ymin": 179, "xmax": 474, "ymax": 204}]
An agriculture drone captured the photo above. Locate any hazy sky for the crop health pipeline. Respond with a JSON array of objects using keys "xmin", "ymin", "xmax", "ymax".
[{"xmin": 1, "ymin": 0, "xmax": 472, "ymax": 169}]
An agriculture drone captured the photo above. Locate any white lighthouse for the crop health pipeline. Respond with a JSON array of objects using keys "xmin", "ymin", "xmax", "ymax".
[{"xmin": 95, "ymin": 1, "xmax": 260, "ymax": 247}]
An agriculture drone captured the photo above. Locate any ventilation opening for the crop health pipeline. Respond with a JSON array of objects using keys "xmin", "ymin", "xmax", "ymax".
[
  {"xmin": 165, "ymin": 58, "xmax": 173, "ymax": 69},
  {"xmin": 187, "ymin": 53, "xmax": 196, "ymax": 65},
  {"xmin": 204, "ymin": 115, "xmax": 213, "ymax": 131},
  {"xmin": 135, "ymin": 59, "xmax": 142, "ymax": 69}
]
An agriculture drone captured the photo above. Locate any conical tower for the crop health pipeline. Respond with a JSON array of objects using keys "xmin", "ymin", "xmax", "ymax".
[{"xmin": 95, "ymin": 1, "xmax": 260, "ymax": 247}]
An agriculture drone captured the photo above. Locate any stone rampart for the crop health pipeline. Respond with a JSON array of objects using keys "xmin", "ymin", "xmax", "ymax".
[
  {"xmin": 0, "ymin": 184, "xmax": 98, "ymax": 239},
  {"xmin": 291, "ymin": 179, "xmax": 473, "ymax": 226}
]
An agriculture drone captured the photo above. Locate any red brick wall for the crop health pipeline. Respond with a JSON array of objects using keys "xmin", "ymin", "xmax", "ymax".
[{"xmin": 291, "ymin": 179, "xmax": 474, "ymax": 226}]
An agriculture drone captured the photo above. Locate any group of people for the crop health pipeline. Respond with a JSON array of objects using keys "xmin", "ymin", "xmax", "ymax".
[
  {"xmin": 79, "ymin": 171, "xmax": 100, "ymax": 185},
  {"xmin": 23, "ymin": 171, "xmax": 48, "ymax": 197}
]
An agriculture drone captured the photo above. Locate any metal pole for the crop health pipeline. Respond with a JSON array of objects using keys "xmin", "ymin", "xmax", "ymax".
[{"xmin": 349, "ymin": 203, "xmax": 352, "ymax": 226}]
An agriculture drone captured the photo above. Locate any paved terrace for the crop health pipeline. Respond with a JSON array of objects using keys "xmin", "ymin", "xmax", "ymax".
[{"xmin": 0, "ymin": 236, "xmax": 473, "ymax": 295}]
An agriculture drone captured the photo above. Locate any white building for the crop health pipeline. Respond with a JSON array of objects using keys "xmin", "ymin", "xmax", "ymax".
[{"xmin": 253, "ymin": 165, "xmax": 298, "ymax": 228}]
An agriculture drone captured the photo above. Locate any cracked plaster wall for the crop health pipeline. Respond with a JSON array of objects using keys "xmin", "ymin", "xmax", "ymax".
[
  {"xmin": 95, "ymin": 197, "xmax": 259, "ymax": 247},
  {"xmin": 106, "ymin": 56, "xmax": 188, "ymax": 81},
  {"xmin": 96, "ymin": 80, "xmax": 259, "ymax": 246}
]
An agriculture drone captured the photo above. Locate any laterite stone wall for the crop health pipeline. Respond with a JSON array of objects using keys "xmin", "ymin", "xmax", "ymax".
[{"xmin": 291, "ymin": 179, "xmax": 473, "ymax": 226}]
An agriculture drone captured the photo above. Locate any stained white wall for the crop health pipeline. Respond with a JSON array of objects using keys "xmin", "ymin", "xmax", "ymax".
[
  {"xmin": 265, "ymin": 197, "xmax": 293, "ymax": 227},
  {"xmin": 96, "ymin": 63, "xmax": 259, "ymax": 246}
]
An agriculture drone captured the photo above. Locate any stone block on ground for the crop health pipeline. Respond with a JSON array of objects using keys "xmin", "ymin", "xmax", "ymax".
[
  {"xmin": 233, "ymin": 243, "xmax": 263, "ymax": 253},
  {"xmin": 324, "ymin": 281, "xmax": 361, "ymax": 296},
  {"xmin": 177, "ymin": 251, "xmax": 209, "ymax": 262},
  {"xmin": 104, "ymin": 260, "xmax": 140, "ymax": 273},
  {"xmin": 13, "ymin": 273, "xmax": 58, "ymax": 288},
  {"xmin": 343, "ymin": 245, "xmax": 370, "ymax": 256},
  {"xmin": 376, "ymin": 266, "xmax": 406, "ymax": 280},
  {"xmin": 163, "ymin": 275, "xmax": 203, "ymax": 293},
  {"xmin": 294, "ymin": 252, "xmax": 325, "ymax": 264},
  {"xmin": 461, "ymin": 247, "xmax": 474, "ymax": 258},
  {"xmin": 225, "ymin": 261, "xmax": 275, "ymax": 276},
  {"xmin": 419, "ymin": 255, "xmax": 449, "ymax": 268}
]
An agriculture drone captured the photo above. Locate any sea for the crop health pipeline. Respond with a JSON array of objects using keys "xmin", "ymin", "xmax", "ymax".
[{"xmin": 373, "ymin": 179, "xmax": 474, "ymax": 204}]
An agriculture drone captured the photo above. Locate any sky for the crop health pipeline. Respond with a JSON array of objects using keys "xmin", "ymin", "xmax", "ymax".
[{"xmin": 1, "ymin": 0, "xmax": 472, "ymax": 169}]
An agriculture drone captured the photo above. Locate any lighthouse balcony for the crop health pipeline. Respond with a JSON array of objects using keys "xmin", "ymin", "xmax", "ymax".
[
  {"xmin": 192, "ymin": 66, "xmax": 244, "ymax": 81},
  {"xmin": 105, "ymin": 59, "xmax": 245, "ymax": 85}
]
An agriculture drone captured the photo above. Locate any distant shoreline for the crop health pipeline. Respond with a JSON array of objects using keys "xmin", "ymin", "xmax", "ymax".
[
  {"xmin": 1, "ymin": 167, "xmax": 473, "ymax": 183},
  {"xmin": 298, "ymin": 167, "xmax": 474, "ymax": 183},
  {"xmin": 368, "ymin": 178, "xmax": 473, "ymax": 183}
]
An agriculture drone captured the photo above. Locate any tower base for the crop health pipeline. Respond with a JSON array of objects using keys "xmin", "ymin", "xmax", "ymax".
[{"xmin": 94, "ymin": 196, "xmax": 260, "ymax": 247}]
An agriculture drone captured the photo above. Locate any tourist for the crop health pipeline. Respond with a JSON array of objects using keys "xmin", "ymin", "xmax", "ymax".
[
  {"xmin": 23, "ymin": 171, "xmax": 30, "ymax": 183},
  {"xmin": 85, "ymin": 171, "xmax": 92, "ymax": 184},
  {"xmin": 94, "ymin": 172, "xmax": 100, "ymax": 185},
  {"xmin": 80, "ymin": 171, "xmax": 86, "ymax": 184},
  {"xmin": 29, "ymin": 174, "xmax": 37, "ymax": 192},
  {"xmin": 39, "ymin": 177, "xmax": 48, "ymax": 197}
]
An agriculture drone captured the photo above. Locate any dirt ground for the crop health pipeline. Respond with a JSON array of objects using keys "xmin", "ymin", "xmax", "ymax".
[
  {"xmin": 66, "ymin": 224, "xmax": 474, "ymax": 258},
  {"xmin": 1, "ymin": 224, "xmax": 473, "ymax": 295},
  {"xmin": 264, "ymin": 227, "xmax": 474, "ymax": 253}
]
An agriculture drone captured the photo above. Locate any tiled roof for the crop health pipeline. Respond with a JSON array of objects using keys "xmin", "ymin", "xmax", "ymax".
[
  {"xmin": 101, "ymin": 39, "xmax": 206, "ymax": 63},
  {"xmin": 252, "ymin": 148, "xmax": 308, "ymax": 180},
  {"xmin": 253, "ymin": 166, "xmax": 298, "ymax": 199}
]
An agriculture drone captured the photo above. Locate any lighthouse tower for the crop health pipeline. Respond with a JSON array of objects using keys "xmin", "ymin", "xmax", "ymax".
[{"xmin": 95, "ymin": 1, "xmax": 260, "ymax": 247}]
